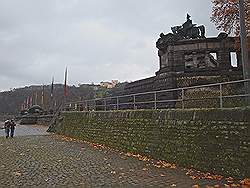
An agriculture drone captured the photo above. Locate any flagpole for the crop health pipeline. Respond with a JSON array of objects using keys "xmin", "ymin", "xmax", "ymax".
[
  {"xmin": 30, "ymin": 95, "xmax": 33, "ymax": 107},
  {"xmin": 63, "ymin": 67, "xmax": 68, "ymax": 111},
  {"xmin": 41, "ymin": 84, "xmax": 44, "ymax": 109},
  {"xmin": 35, "ymin": 92, "xmax": 38, "ymax": 105},
  {"xmin": 50, "ymin": 76, "xmax": 54, "ymax": 113},
  {"xmin": 26, "ymin": 97, "xmax": 29, "ymax": 110}
]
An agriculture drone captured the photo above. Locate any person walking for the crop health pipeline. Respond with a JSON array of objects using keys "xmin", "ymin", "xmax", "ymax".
[
  {"xmin": 4, "ymin": 120, "xmax": 11, "ymax": 138},
  {"xmin": 10, "ymin": 119, "xmax": 16, "ymax": 138}
]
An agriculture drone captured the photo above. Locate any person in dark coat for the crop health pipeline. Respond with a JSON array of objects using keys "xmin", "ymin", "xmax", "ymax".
[
  {"xmin": 10, "ymin": 119, "xmax": 16, "ymax": 138},
  {"xmin": 4, "ymin": 120, "xmax": 11, "ymax": 138}
]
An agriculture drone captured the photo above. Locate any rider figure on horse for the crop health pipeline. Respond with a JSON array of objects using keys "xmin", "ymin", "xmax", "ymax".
[
  {"xmin": 171, "ymin": 14, "xmax": 205, "ymax": 39},
  {"xmin": 182, "ymin": 14, "xmax": 196, "ymax": 35}
]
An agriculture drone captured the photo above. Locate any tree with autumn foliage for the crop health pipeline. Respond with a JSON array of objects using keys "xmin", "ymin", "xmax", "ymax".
[{"xmin": 211, "ymin": 0, "xmax": 250, "ymax": 36}]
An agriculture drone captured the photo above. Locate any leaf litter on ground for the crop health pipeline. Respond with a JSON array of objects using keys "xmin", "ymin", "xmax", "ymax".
[{"xmin": 54, "ymin": 134, "xmax": 250, "ymax": 187}]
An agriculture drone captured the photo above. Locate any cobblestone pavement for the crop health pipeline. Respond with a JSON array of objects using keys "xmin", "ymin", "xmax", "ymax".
[
  {"xmin": 0, "ymin": 133, "xmax": 232, "ymax": 188},
  {"xmin": 0, "ymin": 122, "xmax": 49, "ymax": 137}
]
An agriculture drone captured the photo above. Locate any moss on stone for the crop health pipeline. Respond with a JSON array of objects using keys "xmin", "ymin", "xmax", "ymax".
[{"xmin": 50, "ymin": 109, "xmax": 250, "ymax": 178}]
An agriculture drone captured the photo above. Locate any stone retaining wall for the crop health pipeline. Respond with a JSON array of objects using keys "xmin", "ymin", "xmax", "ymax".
[{"xmin": 50, "ymin": 108, "xmax": 250, "ymax": 178}]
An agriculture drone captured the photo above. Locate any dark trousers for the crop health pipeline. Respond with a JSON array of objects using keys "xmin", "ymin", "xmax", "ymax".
[
  {"xmin": 5, "ymin": 128, "xmax": 10, "ymax": 138},
  {"xmin": 10, "ymin": 128, "xmax": 15, "ymax": 138}
]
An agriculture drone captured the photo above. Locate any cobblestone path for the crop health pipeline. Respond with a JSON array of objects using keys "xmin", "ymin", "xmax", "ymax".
[
  {"xmin": 0, "ymin": 132, "xmax": 232, "ymax": 188},
  {"xmin": 0, "ymin": 122, "xmax": 49, "ymax": 137}
]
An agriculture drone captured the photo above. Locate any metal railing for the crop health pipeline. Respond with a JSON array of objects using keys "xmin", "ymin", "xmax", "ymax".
[{"xmin": 63, "ymin": 79, "xmax": 250, "ymax": 111}]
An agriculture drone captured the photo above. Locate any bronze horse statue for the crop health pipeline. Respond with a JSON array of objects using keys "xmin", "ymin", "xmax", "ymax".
[
  {"xmin": 156, "ymin": 14, "xmax": 206, "ymax": 49},
  {"xmin": 171, "ymin": 14, "xmax": 206, "ymax": 39}
]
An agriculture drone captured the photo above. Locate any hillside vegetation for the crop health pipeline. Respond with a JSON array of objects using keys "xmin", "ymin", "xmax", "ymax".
[{"xmin": 0, "ymin": 83, "xmax": 126, "ymax": 115}]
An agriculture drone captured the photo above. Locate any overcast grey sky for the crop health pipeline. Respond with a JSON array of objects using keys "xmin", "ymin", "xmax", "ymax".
[{"xmin": 0, "ymin": 0, "xmax": 220, "ymax": 91}]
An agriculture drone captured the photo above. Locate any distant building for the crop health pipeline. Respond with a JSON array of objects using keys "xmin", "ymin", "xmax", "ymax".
[{"xmin": 100, "ymin": 80, "xmax": 119, "ymax": 89}]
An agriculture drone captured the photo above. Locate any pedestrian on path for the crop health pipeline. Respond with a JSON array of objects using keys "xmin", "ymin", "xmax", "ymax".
[
  {"xmin": 10, "ymin": 119, "xmax": 16, "ymax": 138},
  {"xmin": 4, "ymin": 120, "xmax": 11, "ymax": 138}
]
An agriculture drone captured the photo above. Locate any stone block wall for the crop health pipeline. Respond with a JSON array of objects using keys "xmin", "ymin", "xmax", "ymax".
[{"xmin": 51, "ymin": 108, "xmax": 250, "ymax": 178}]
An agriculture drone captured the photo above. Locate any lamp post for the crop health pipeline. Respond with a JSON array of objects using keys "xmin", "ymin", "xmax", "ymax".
[{"xmin": 239, "ymin": 0, "xmax": 250, "ymax": 105}]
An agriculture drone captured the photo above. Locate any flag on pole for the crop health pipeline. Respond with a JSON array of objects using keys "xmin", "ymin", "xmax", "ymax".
[
  {"xmin": 29, "ymin": 96, "xmax": 33, "ymax": 107},
  {"xmin": 26, "ymin": 97, "xmax": 29, "ymax": 109},
  {"xmin": 21, "ymin": 102, "xmax": 25, "ymax": 111},
  {"xmin": 35, "ymin": 92, "xmax": 38, "ymax": 105},
  {"xmin": 22, "ymin": 100, "xmax": 26, "ymax": 110},
  {"xmin": 41, "ymin": 85, "xmax": 44, "ymax": 106},
  {"xmin": 64, "ymin": 67, "xmax": 68, "ymax": 97},
  {"xmin": 50, "ymin": 77, "xmax": 54, "ymax": 98}
]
